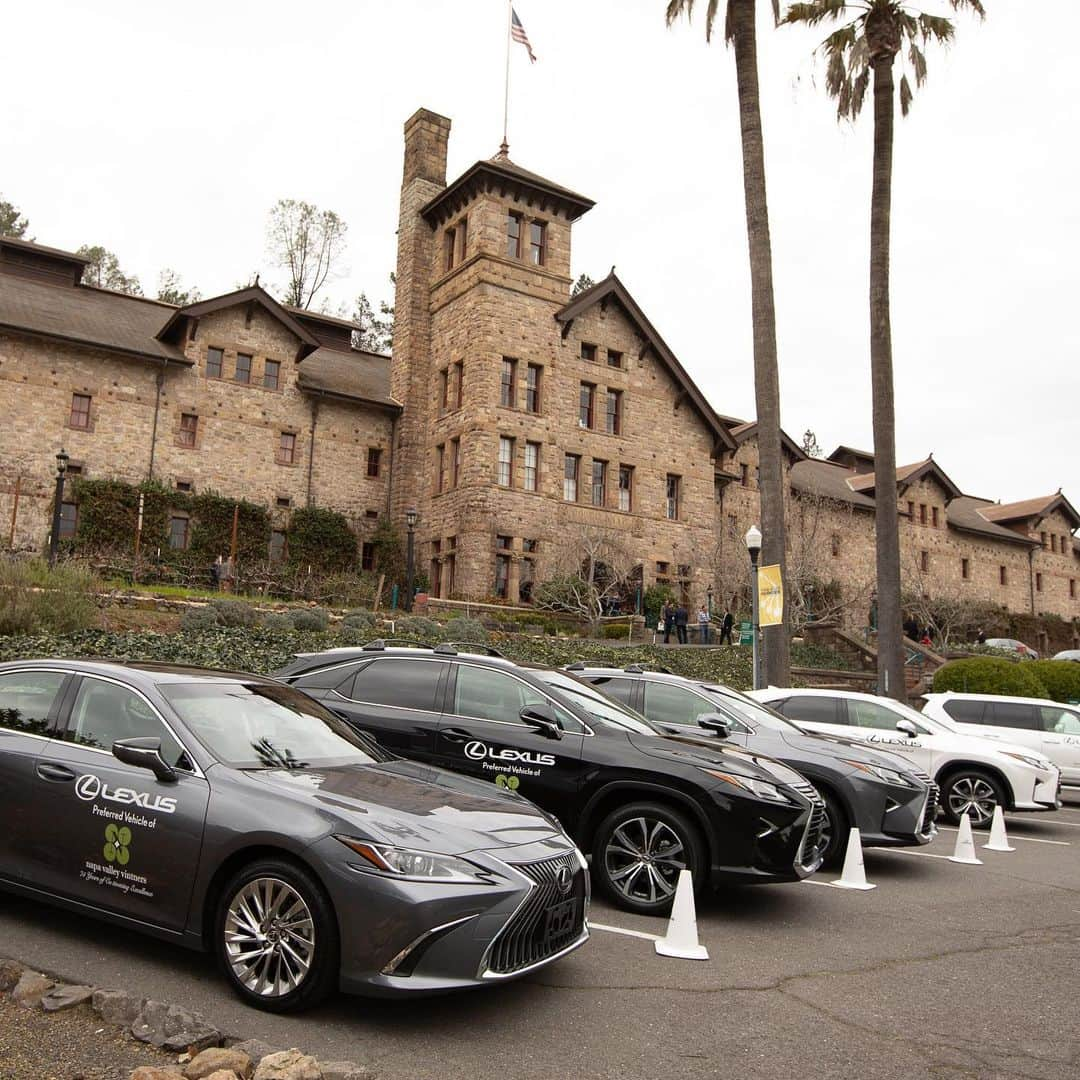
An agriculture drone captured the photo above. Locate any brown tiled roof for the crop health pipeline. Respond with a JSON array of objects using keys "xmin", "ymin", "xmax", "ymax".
[
  {"xmin": 789, "ymin": 458, "xmax": 877, "ymax": 510},
  {"xmin": 296, "ymin": 347, "xmax": 401, "ymax": 412},
  {"xmin": 980, "ymin": 492, "xmax": 1080, "ymax": 529},
  {"xmin": 827, "ymin": 445, "xmax": 874, "ymax": 463},
  {"xmin": 0, "ymin": 235, "xmax": 90, "ymax": 265},
  {"xmin": 0, "ymin": 271, "xmax": 189, "ymax": 364},
  {"xmin": 847, "ymin": 458, "xmax": 962, "ymax": 500},
  {"xmin": 947, "ymin": 496, "xmax": 1039, "ymax": 546},
  {"xmin": 421, "ymin": 155, "xmax": 595, "ymax": 226},
  {"xmin": 556, "ymin": 273, "xmax": 736, "ymax": 451},
  {"xmin": 727, "ymin": 420, "xmax": 806, "ymax": 461}
]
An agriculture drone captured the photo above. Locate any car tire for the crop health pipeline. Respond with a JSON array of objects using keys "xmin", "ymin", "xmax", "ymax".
[
  {"xmin": 214, "ymin": 858, "xmax": 339, "ymax": 1013},
  {"xmin": 592, "ymin": 801, "xmax": 705, "ymax": 916},
  {"xmin": 817, "ymin": 789, "xmax": 849, "ymax": 870},
  {"xmin": 939, "ymin": 769, "xmax": 1006, "ymax": 829}
]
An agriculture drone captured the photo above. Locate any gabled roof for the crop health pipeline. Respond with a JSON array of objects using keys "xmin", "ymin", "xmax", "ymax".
[
  {"xmin": 155, "ymin": 286, "xmax": 320, "ymax": 357},
  {"xmin": 848, "ymin": 457, "xmax": 962, "ymax": 500},
  {"xmin": 980, "ymin": 492, "xmax": 1080, "ymax": 530},
  {"xmin": 0, "ymin": 267, "xmax": 189, "ymax": 365},
  {"xmin": 789, "ymin": 458, "xmax": 877, "ymax": 511},
  {"xmin": 947, "ymin": 496, "xmax": 1040, "ymax": 547},
  {"xmin": 827, "ymin": 445, "xmax": 874, "ymax": 469},
  {"xmin": 421, "ymin": 153, "xmax": 595, "ymax": 227},
  {"xmin": 728, "ymin": 420, "xmax": 806, "ymax": 462},
  {"xmin": 555, "ymin": 272, "xmax": 736, "ymax": 452},
  {"xmin": 297, "ymin": 347, "xmax": 401, "ymax": 412}
]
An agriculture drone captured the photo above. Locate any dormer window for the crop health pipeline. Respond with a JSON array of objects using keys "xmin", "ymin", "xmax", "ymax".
[
  {"xmin": 529, "ymin": 221, "xmax": 546, "ymax": 266},
  {"xmin": 507, "ymin": 212, "xmax": 523, "ymax": 259},
  {"xmin": 444, "ymin": 216, "xmax": 468, "ymax": 271}
]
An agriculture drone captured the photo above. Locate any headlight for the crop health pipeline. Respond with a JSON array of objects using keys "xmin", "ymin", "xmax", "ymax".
[
  {"xmin": 842, "ymin": 760, "xmax": 916, "ymax": 787},
  {"xmin": 335, "ymin": 837, "xmax": 500, "ymax": 884},
  {"xmin": 702, "ymin": 769, "xmax": 793, "ymax": 804},
  {"xmin": 1001, "ymin": 751, "xmax": 1049, "ymax": 770}
]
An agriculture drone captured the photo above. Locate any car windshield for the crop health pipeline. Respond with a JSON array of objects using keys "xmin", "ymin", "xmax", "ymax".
[
  {"xmin": 534, "ymin": 670, "xmax": 658, "ymax": 735},
  {"xmin": 160, "ymin": 681, "xmax": 386, "ymax": 769},
  {"xmin": 701, "ymin": 685, "xmax": 804, "ymax": 733}
]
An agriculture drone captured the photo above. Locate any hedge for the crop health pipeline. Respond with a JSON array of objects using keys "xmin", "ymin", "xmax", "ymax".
[
  {"xmin": 1027, "ymin": 660, "xmax": 1080, "ymax": 704},
  {"xmin": 932, "ymin": 657, "xmax": 1048, "ymax": 698}
]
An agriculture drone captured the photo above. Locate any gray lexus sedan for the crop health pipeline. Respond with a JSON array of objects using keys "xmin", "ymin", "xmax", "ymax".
[{"xmin": 0, "ymin": 661, "xmax": 589, "ymax": 1011}]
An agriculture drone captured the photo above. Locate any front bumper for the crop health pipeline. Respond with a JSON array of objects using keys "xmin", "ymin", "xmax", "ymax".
[
  {"xmin": 311, "ymin": 836, "xmax": 589, "ymax": 997},
  {"xmin": 1014, "ymin": 770, "xmax": 1063, "ymax": 812},
  {"xmin": 852, "ymin": 773, "xmax": 938, "ymax": 848}
]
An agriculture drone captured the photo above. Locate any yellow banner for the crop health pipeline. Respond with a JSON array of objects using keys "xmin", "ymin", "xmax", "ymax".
[{"xmin": 758, "ymin": 564, "xmax": 784, "ymax": 627}]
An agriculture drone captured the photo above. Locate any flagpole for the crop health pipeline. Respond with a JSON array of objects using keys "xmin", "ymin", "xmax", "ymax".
[{"xmin": 502, "ymin": 0, "xmax": 512, "ymax": 152}]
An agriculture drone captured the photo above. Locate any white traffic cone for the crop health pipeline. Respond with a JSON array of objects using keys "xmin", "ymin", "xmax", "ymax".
[
  {"xmin": 654, "ymin": 869, "xmax": 709, "ymax": 960},
  {"xmin": 947, "ymin": 813, "xmax": 983, "ymax": 865},
  {"xmin": 983, "ymin": 805, "xmax": 1015, "ymax": 852},
  {"xmin": 831, "ymin": 827, "xmax": 876, "ymax": 890}
]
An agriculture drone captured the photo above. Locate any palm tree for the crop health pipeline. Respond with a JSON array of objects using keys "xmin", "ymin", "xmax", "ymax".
[
  {"xmin": 782, "ymin": 0, "xmax": 984, "ymax": 698},
  {"xmin": 666, "ymin": 0, "xmax": 791, "ymax": 687}
]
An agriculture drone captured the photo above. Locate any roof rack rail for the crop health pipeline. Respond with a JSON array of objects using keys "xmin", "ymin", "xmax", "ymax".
[
  {"xmin": 443, "ymin": 641, "xmax": 505, "ymax": 658},
  {"xmin": 624, "ymin": 663, "xmax": 673, "ymax": 674},
  {"xmin": 360, "ymin": 637, "xmax": 438, "ymax": 651}
]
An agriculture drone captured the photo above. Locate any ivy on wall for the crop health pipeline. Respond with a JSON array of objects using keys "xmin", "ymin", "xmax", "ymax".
[{"xmin": 287, "ymin": 506, "xmax": 358, "ymax": 572}]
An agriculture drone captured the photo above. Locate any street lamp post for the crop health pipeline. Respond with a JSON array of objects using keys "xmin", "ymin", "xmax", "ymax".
[
  {"xmin": 745, "ymin": 524, "xmax": 762, "ymax": 690},
  {"xmin": 404, "ymin": 508, "xmax": 418, "ymax": 612},
  {"xmin": 48, "ymin": 448, "xmax": 69, "ymax": 569}
]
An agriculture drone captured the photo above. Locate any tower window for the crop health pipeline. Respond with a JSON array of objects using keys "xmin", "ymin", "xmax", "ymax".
[
  {"xmin": 235, "ymin": 353, "xmax": 252, "ymax": 384},
  {"xmin": 579, "ymin": 383, "xmax": 595, "ymax": 429},
  {"xmin": 529, "ymin": 221, "xmax": 546, "ymax": 265},
  {"xmin": 618, "ymin": 465, "xmax": 633, "ymax": 512},
  {"xmin": 606, "ymin": 390, "xmax": 622, "ymax": 435},
  {"xmin": 498, "ymin": 436, "xmax": 515, "ymax": 487},
  {"xmin": 666, "ymin": 475, "xmax": 680, "ymax": 520},
  {"xmin": 591, "ymin": 460, "xmax": 607, "ymax": 507},
  {"xmin": 500, "ymin": 358, "xmax": 517, "ymax": 408},
  {"xmin": 506, "ymin": 212, "xmax": 523, "ymax": 259},
  {"xmin": 206, "ymin": 346, "xmax": 223, "ymax": 378},
  {"xmin": 563, "ymin": 454, "xmax": 580, "ymax": 502},
  {"xmin": 524, "ymin": 441, "xmax": 540, "ymax": 492},
  {"xmin": 525, "ymin": 363, "xmax": 542, "ymax": 413}
]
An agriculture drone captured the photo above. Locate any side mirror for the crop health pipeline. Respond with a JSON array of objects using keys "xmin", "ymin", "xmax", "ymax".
[
  {"xmin": 112, "ymin": 737, "xmax": 177, "ymax": 783},
  {"xmin": 895, "ymin": 719, "xmax": 919, "ymax": 738},
  {"xmin": 697, "ymin": 713, "xmax": 732, "ymax": 738},
  {"xmin": 520, "ymin": 704, "xmax": 563, "ymax": 740}
]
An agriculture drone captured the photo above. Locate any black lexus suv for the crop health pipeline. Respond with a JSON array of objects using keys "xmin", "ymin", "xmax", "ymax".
[
  {"xmin": 569, "ymin": 664, "xmax": 939, "ymax": 867},
  {"xmin": 275, "ymin": 642, "xmax": 827, "ymax": 914}
]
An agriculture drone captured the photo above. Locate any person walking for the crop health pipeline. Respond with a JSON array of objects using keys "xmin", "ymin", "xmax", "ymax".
[
  {"xmin": 719, "ymin": 609, "xmax": 734, "ymax": 646},
  {"xmin": 661, "ymin": 602, "xmax": 675, "ymax": 644},
  {"xmin": 675, "ymin": 602, "xmax": 689, "ymax": 645},
  {"xmin": 697, "ymin": 604, "xmax": 711, "ymax": 645}
]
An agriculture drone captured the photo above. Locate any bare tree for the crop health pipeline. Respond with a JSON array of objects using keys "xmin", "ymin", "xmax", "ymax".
[
  {"xmin": 266, "ymin": 199, "xmax": 348, "ymax": 309},
  {"xmin": 902, "ymin": 550, "xmax": 985, "ymax": 648},
  {"xmin": 156, "ymin": 268, "xmax": 201, "ymax": 306}
]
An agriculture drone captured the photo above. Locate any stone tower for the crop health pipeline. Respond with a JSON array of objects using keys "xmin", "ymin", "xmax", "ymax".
[{"xmin": 391, "ymin": 109, "xmax": 595, "ymax": 600}]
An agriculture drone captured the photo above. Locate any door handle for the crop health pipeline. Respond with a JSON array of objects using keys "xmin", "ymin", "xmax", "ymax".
[
  {"xmin": 441, "ymin": 728, "xmax": 473, "ymax": 744},
  {"xmin": 36, "ymin": 762, "xmax": 76, "ymax": 782}
]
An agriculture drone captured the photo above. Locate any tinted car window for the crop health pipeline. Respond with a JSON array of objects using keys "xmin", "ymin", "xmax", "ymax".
[
  {"xmin": 1038, "ymin": 706, "xmax": 1080, "ymax": 735},
  {"xmin": 534, "ymin": 670, "xmax": 656, "ymax": 735},
  {"xmin": 450, "ymin": 665, "xmax": 584, "ymax": 734},
  {"xmin": 293, "ymin": 662, "xmax": 360, "ymax": 692},
  {"xmin": 347, "ymin": 658, "xmax": 443, "ymax": 710},
  {"xmin": 941, "ymin": 699, "xmax": 987, "ymax": 724},
  {"xmin": 587, "ymin": 676, "xmax": 636, "ymax": 707},
  {"xmin": 986, "ymin": 702, "xmax": 1039, "ymax": 730},
  {"xmin": 161, "ymin": 681, "xmax": 385, "ymax": 769},
  {"xmin": 0, "ymin": 670, "xmax": 66, "ymax": 736},
  {"xmin": 644, "ymin": 682, "xmax": 715, "ymax": 727},
  {"xmin": 66, "ymin": 677, "xmax": 187, "ymax": 768},
  {"xmin": 776, "ymin": 696, "xmax": 842, "ymax": 726},
  {"xmin": 848, "ymin": 699, "xmax": 904, "ymax": 730}
]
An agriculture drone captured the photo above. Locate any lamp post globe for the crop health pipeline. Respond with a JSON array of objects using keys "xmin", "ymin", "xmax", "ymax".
[{"xmin": 745, "ymin": 524, "xmax": 762, "ymax": 690}]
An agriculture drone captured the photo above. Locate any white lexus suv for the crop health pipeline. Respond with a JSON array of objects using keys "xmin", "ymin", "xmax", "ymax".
[
  {"xmin": 749, "ymin": 688, "xmax": 1061, "ymax": 827},
  {"xmin": 921, "ymin": 693, "xmax": 1080, "ymax": 791}
]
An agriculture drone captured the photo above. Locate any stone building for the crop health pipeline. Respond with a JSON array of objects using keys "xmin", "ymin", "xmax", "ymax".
[{"xmin": 0, "ymin": 104, "xmax": 1077, "ymax": 633}]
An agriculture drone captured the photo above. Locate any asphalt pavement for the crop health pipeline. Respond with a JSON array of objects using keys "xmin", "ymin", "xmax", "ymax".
[{"xmin": 3, "ymin": 800, "xmax": 1078, "ymax": 1080}]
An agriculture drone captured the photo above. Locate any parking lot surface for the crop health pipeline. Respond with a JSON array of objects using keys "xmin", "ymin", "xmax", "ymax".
[{"xmin": 3, "ymin": 802, "xmax": 1078, "ymax": 1080}]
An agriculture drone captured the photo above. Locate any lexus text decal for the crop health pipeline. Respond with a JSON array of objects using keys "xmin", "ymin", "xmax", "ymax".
[
  {"xmin": 76, "ymin": 773, "xmax": 177, "ymax": 820},
  {"xmin": 463, "ymin": 740, "xmax": 554, "ymax": 777}
]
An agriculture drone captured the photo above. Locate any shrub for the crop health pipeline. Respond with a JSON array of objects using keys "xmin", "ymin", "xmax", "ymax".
[
  {"xmin": 0, "ymin": 559, "xmax": 98, "ymax": 636},
  {"xmin": 932, "ymin": 657, "xmax": 1048, "ymax": 698},
  {"xmin": 602, "ymin": 624, "xmax": 630, "ymax": 640},
  {"xmin": 1027, "ymin": 660, "xmax": 1080, "ymax": 704},
  {"xmin": 392, "ymin": 614, "xmax": 443, "ymax": 642},
  {"xmin": 442, "ymin": 617, "xmax": 487, "ymax": 643},
  {"xmin": 289, "ymin": 607, "xmax": 330, "ymax": 632},
  {"xmin": 262, "ymin": 613, "xmax": 294, "ymax": 632},
  {"xmin": 180, "ymin": 605, "xmax": 221, "ymax": 631},
  {"xmin": 211, "ymin": 599, "xmax": 259, "ymax": 628},
  {"xmin": 342, "ymin": 610, "xmax": 377, "ymax": 633},
  {"xmin": 287, "ymin": 507, "xmax": 357, "ymax": 572}
]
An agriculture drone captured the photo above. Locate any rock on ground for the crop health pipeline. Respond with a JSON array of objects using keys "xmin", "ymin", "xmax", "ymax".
[
  {"xmin": 229, "ymin": 1039, "xmax": 279, "ymax": 1064},
  {"xmin": 0, "ymin": 958, "xmax": 22, "ymax": 992},
  {"xmin": 12, "ymin": 970, "xmax": 53, "ymax": 1008},
  {"xmin": 253, "ymin": 1048, "xmax": 322, "ymax": 1080},
  {"xmin": 131, "ymin": 999, "xmax": 221, "ymax": 1054},
  {"xmin": 41, "ymin": 983, "xmax": 96, "ymax": 1012},
  {"xmin": 94, "ymin": 988, "xmax": 146, "ymax": 1027},
  {"xmin": 319, "ymin": 1062, "xmax": 376, "ymax": 1080},
  {"xmin": 184, "ymin": 1046, "xmax": 254, "ymax": 1079}
]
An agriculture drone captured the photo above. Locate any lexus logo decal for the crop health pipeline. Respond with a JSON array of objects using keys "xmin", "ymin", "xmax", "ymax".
[
  {"xmin": 555, "ymin": 866, "xmax": 573, "ymax": 894},
  {"xmin": 463, "ymin": 741, "xmax": 556, "ymax": 767},
  {"xmin": 75, "ymin": 774, "xmax": 101, "ymax": 801}
]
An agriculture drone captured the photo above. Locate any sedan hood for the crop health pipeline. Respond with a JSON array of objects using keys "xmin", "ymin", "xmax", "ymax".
[
  {"xmin": 627, "ymin": 731, "xmax": 809, "ymax": 789},
  {"xmin": 774, "ymin": 728, "xmax": 923, "ymax": 774},
  {"xmin": 237, "ymin": 758, "xmax": 564, "ymax": 856}
]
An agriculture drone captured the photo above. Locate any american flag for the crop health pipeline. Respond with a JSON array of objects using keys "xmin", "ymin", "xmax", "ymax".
[{"xmin": 511, "ymin": 8, "xmax": 537, "ymax": 63}]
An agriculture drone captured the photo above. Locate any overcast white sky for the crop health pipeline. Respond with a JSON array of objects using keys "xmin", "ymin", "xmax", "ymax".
[{"xmin": 3, "ymin": 1, "xmax": 1076, "ymax": 506}]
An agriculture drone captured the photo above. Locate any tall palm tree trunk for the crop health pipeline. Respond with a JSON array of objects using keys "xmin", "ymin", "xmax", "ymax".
[
  {"xmin": 730, "ymin": 0, "xmax": 790, "ymax": 686},
  {"xmin": 869, "ymin": 49, "xmax": 905, "ymax": 699}
]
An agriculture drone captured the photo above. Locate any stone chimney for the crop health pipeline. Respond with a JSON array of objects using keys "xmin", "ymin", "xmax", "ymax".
[{"xmin": 390, "ymin": 109, "xmax": 451, "ymax": 523}]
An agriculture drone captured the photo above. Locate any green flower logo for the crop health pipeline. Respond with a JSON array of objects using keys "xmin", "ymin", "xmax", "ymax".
[
  {"xmin": 103, "ymin": 824, "xmax": 131, "ymax": 865},
  {"xmin": 495, "ymin": 774, "xmax": 520, "ymax": 792}
]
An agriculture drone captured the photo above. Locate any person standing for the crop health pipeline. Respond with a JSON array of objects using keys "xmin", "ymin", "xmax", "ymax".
[
  {"xmin": 697, "ymin": 604, "xmax": 711, "ymax": 645},
  {"xmin": 720, "ymin": 609, "xmax": 734, "ymax": 646},
  {"xmin": 661, "ymin": 601, "xmax": 675, "ymax": 644},
  {"xmin": 675, "ymin": 602, "xmax": 689, "ymax": 645}
]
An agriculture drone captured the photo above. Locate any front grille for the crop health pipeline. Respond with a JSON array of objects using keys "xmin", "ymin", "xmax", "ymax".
[
  {"xmin": 486, "ymin": 852, "xmax": 586, "ymax": 976},
  {"xmin": 919, "ymin": 783, "xmax": 940, "ymax": 837},
  {"xmin": 790, "ymin": 780, "xmax": 827, "ymax": 871}
]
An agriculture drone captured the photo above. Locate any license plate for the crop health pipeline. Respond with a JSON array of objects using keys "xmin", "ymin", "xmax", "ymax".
[{"xmin": 544, "ymin": 899, "xmax": 578, "ymax": 940}]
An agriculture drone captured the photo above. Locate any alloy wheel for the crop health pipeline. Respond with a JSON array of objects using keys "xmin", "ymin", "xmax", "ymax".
[
  {"xmin": 946, "ymin": 777, "xmax": 997, "ymax": 827},
  {"xmin": 604, "ymin": 816, "xmax": 686, "ymax": 905},
  {"xmin": 223, "ymin": 877, "xmax": 315, "ymax": 998}
]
